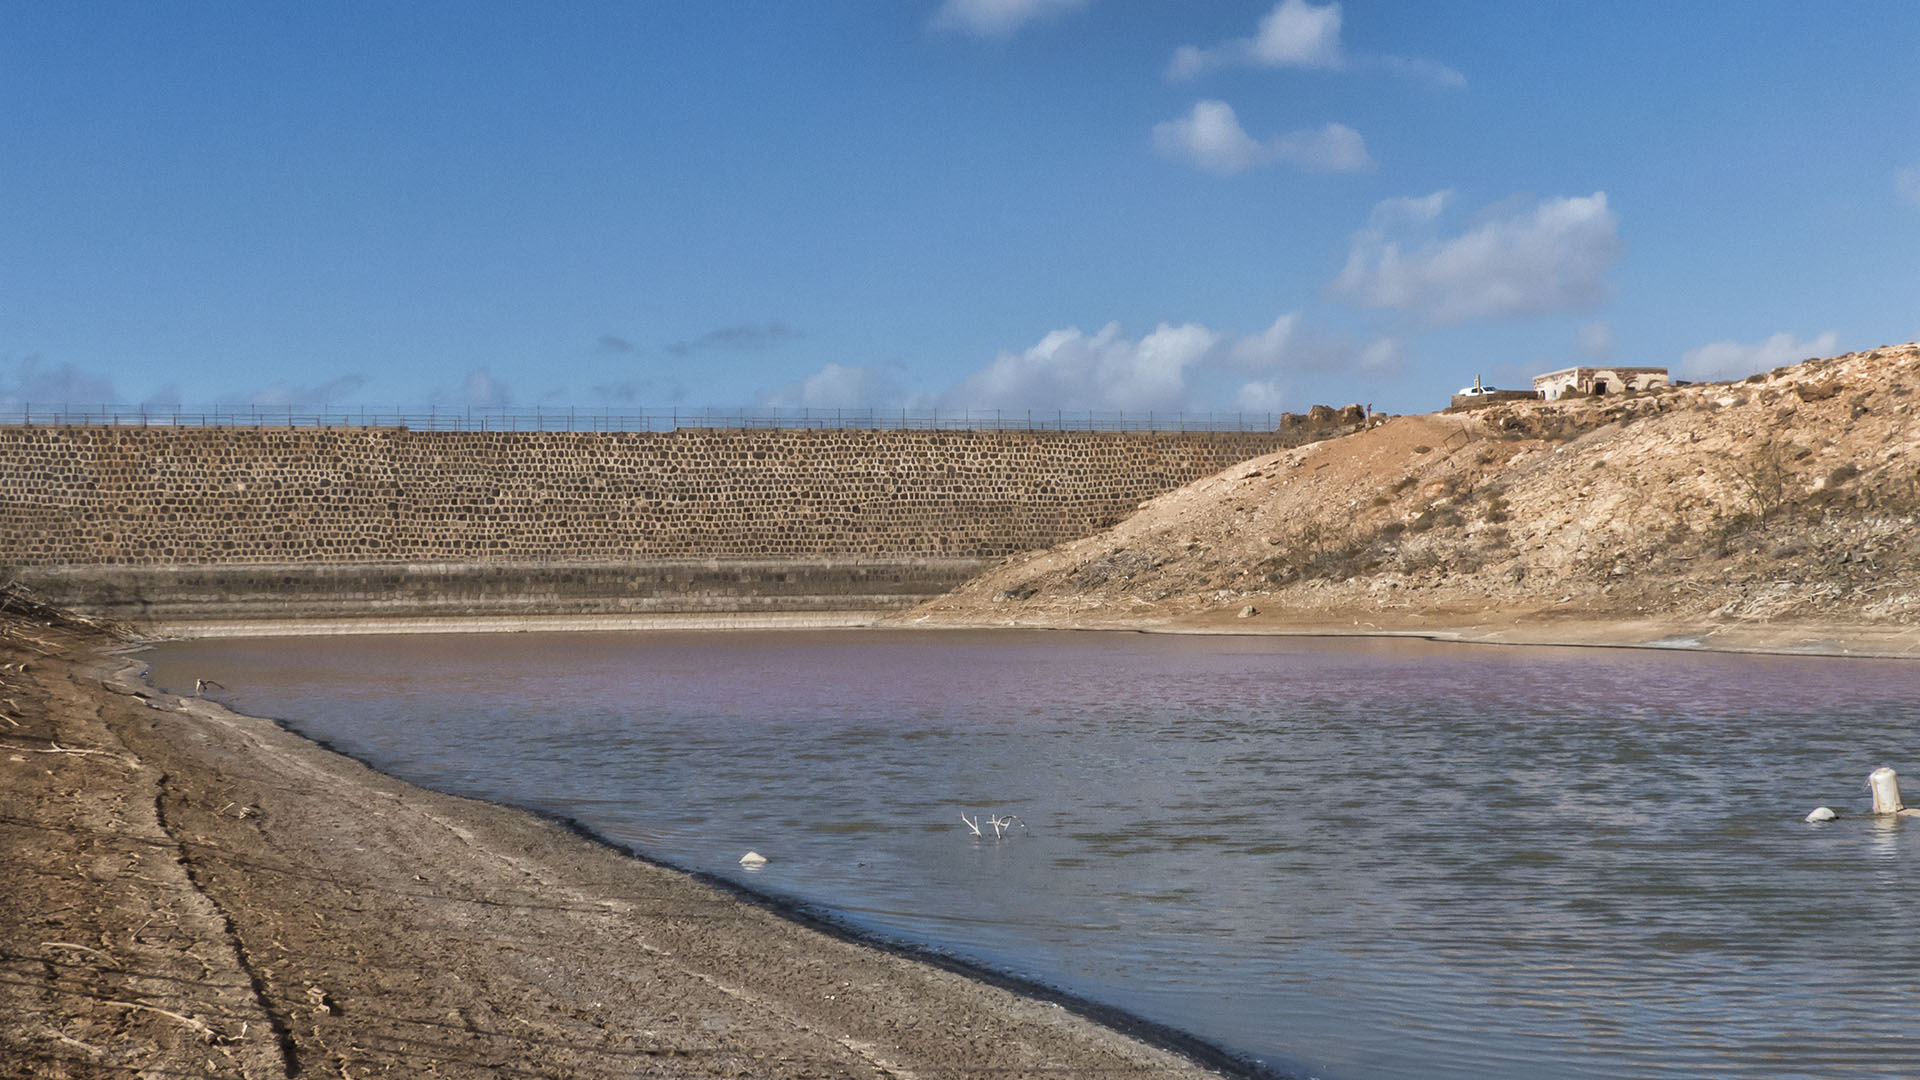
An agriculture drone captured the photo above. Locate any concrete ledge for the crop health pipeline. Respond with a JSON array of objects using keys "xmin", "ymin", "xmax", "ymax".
[
  {"xmin": 16, "ymin": 558, "xmax": 994, "ymax": 625},
  {"xmin": 145, "ymin": 611, "xmax": 892, "ymax": 639}
]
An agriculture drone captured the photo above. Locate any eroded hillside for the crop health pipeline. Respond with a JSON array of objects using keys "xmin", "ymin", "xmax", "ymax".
[{"xmin": 914, "ymin": 343, "xmax": 1920, "ymax": 635}]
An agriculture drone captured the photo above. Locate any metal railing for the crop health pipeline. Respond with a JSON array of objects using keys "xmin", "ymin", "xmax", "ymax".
[{"xmin": 0, "ymin": 404, "xmax": 1284, "ymax": 433}]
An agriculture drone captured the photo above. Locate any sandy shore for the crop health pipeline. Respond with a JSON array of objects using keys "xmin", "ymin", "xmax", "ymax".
[
  {"xmin": 0, "ymin": 613, "xmax": 1236, "ymax": 1079},
  {"xmin": 134, "ymin": 605, "xmax": 1920, "ymax": 662}
]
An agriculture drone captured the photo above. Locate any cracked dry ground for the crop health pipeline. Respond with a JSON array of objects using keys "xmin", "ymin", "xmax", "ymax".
[{"xmin": 0, "ymin": 611, "xmax": 1223, "ymax": 1080}]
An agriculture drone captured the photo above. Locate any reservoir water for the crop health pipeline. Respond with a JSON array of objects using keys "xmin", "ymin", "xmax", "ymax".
[{"xmin": 147, "ymin": 629, "xmax": 1920, "ymax": 1079}]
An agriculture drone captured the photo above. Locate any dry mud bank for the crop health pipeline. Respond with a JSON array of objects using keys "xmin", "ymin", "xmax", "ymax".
[
  {"xmin": 0, "ymin": 608, "xmax": 1228, "ymax": 1079},
  {"xmin": 901, "ymin": 605, "xmax": 1920, "ymax": 661}
]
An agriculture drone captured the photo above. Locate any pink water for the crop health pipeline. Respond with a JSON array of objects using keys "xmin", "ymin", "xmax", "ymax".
[{"xmin": 148, "ymin": 629, "xmax": 1920, "ymax": 1079}]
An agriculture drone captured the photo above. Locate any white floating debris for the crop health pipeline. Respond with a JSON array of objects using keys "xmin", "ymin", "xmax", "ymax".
[
  {"xmin": 739, "ymin": 851, "xmax": 768, "ymax": 866},
  {"xmin": 1870, "ymin": 767, "xmax": 1905, "ymax": 816},
  {"xmin": 1805, "ymin": 807, "xmax": 1837, "ymax": 823}
]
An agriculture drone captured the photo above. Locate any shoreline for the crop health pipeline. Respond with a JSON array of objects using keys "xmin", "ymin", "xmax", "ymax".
[
  {"xmin": 148, "ymin": 606, "xmax": 1920, "ymax": 662},
  {"xmin": 118, "ymin": 644, "xmax": 1273, "ymax": 1080},
  {"xmin": 897, "ymin": 608, "xmax": 1920, "ymax": 660},
  {"xmin": 1, "ymin": 612, "xmax": 1246, "ymax": 1079},
  {"xmin": 15, "ymin": 608, "xmax": 1910, "ymax": 1076}
]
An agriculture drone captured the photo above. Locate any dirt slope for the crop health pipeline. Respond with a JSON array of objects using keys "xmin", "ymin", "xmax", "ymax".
[{"xmin": 913, "ymin": 343, "xmax": 1920, "ymax": 641}]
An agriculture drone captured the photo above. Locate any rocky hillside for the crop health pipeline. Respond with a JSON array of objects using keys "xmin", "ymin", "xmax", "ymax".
[{"xmin": 914, "ymin": 343, "xmax": 1920, "ymax": 634}]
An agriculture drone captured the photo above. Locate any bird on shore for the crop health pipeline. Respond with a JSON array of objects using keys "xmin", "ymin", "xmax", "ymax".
[{"xmin": 194, "ymin": 678, "xmax": 225, "ymax": 697}]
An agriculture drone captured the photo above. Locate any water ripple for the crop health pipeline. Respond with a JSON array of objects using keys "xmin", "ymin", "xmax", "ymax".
[{"xmin": 150, "ymin": 629, "xmax": 1920, "ymax": 1080}]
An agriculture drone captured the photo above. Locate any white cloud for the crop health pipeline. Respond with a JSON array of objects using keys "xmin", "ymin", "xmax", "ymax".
[
  {"xmin": 933, "ymin": 0, "xmax": 1087, "ymax": 36},
  {"xmin": 943, "ymin": 321, "xmax": 1221, "ymax": 411},
  {"xmin": 1153, "ymin": 101, "xmax": 1262, "ymax": 174},
  {"xmin": 1153, "ymin": 101, "xmax": 1372, "ymax": 175},
  {"xmin": 1170, "ymin": 0, "xmax": 1342, "ymax": 80},
  {"xmin": 1331, "ymin": 191, "xmax": 1622, "ymax": 326},
  {"xmin": 1368, "ymin": 190, "xmax": 1450, "ymax": 229},
  {"xmin": 1227, "ymin": 313, "xmax": 1302, "ymax": 369},
  {"xmin": 1168, "ymin": 0, "xmax": 1461, "ymax": 87},
  {"xmin": 1236, "ymin": 378, "xmax": 1288, "ymax": 412},
  {"xmin": 769, "ymin": 312, "xmax": 1379, "ymax": 413},
  {"xmin": 1577, "ymin": 320, "xmax": 1614, "ymax": 359},
  {"xmin": 1249, "ymin": 0, "xmax": 1343, "ymax": 68},
  {"xmin": 1678, "ymin": 330, "xmax": 1841, "ymax": 382},
  {"xmin": 1897, "ymin": 164, "xmax": 1920, "ymax": 208}
]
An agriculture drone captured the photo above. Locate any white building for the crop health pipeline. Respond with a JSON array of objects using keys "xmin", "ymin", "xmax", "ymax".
[{"xmin": 1532, "ymin": 366, "xmax": 1669, "ymax": 400}]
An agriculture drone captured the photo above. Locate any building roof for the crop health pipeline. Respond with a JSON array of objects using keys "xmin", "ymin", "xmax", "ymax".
[{"xmin": 1533, "ymin": 365, "xmax": 1669, "ymax": 380}]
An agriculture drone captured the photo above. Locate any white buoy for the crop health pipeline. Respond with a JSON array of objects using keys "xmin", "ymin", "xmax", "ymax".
[
  {"xmin": 1869, "ymin": 767, "xmax": 1904, "ymax": 815},
  {"xmin": 739, "ymin": 851, "xmax": 768, "ymax": 866},
  {"xmin": 1805, "ymin": 806, "xmax": 1837, "ymax": 823}
]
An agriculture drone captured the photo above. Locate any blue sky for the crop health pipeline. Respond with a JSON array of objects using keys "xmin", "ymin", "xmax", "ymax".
[{"xmin": 4, "ymin": 1, "xmax": 1918, "ymax": 415}]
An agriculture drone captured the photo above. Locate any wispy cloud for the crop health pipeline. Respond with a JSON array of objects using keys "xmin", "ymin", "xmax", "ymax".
[
  {"xmin": 1897, "ymin": 164, "xmax": 1920, "ymax": 208},
  {"xmin": 758, "ymin": 362, "xmax": 909, "ymax": 410},
  {"xmin": 1577, "ymin": 320, "xmax": 1614, "ymax": 359},
  {"xmin": 1270, "ymin": 121, "xmax": 1373, "ymax": 173},
  {"xmin": 590, "ymin": 378, "xmax": 687, "ymax": 405},
  {"xmin": 0, "ymin": 355, "xmax": 119, "ymax": 405},
  {"xmin": 1153, "ymin": 101, "xmax": 1372, "ymax": 175},
  {"xmin": 459, "ymin": 368, "xmax": 511, "ymax": 407},
  {"xmin": 1227, "ymin": 314, "xmax": 1302, "ymax": 369},
  {"xmin": 597, "ymin": 335, "xmax": 635, "ymax": 354},
  {"xmin": 1679, "ymin": 330, "xmax": 1841, "ymax": 382},
  {"xmin": 664, "ymin": 321, "xmax": 802, "ymax": 358},
  {"xmin": 1331, "ymin": 191, "xmax": 1622, "ymax": 326},
  {"xmin": 422, "ymin": 368, "xmax": 511, "ymax": 408},
  {"xmin": 932, "ymin": 0, "xmax": 1088, "ymax": 37},
  {"xmin": 1168, "ymin": 0, "xmax": 1461, "ymax": 87},
  {"xmin": 1359, "ymin": 54, "xmax": 1466, "ymax": 88},
  {"xmin": 234, "ymin": 374, "xmax": 369, "ymax": 408}
]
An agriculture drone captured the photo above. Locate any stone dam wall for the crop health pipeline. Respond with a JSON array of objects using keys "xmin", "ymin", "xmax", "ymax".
[{"xmin": 1, "ymin": 427, "xmax": 1295, "ymax": 624}]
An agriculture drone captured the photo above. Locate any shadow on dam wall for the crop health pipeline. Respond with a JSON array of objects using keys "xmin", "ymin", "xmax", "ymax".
[{"xmin": 0, "ymin": 426, "xmax": 1317, "ymax": 628}]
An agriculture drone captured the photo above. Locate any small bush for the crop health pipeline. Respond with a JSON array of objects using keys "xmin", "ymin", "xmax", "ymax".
[{"xmin": 1734, "ymin": 441, "xmax": 1796, "ymax": 520}]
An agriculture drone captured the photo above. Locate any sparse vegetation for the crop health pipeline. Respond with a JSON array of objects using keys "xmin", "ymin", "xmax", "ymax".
[{"xmin": 1733, "ymin": 440, "xmax": 1796, "ymax": 520}]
